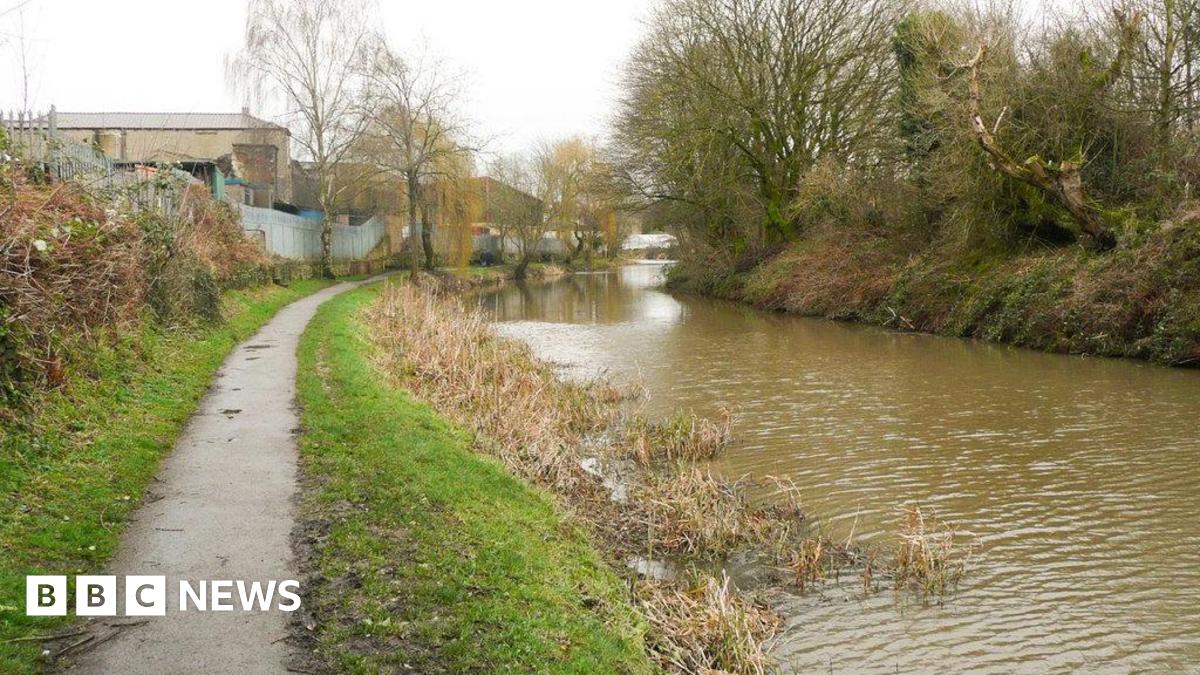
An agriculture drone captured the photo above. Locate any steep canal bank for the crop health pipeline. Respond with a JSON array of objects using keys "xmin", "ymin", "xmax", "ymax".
[
  {"xmin": 666, "ymin": 229, "xmax": 1200, "ymax": 368},
  {"xmin": 479, "ymin": 263, "xmax": 1200, "ymax": 673}
]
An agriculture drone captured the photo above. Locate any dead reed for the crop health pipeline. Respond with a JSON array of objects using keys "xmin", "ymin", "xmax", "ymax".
[
  {"xmin": 361, "ymin": 283, "xmax": 974, "ymax": 671},
  {"xmin": 633, "ymin": 466, "xmax": 768, "ymax": 557},
  {"xmin": 363, "ymin": 282, "xmax": 785, "ymax": 671},
  {"xmin": 636, "ymin": 574, "xmax": 781, "ymax": 675},
  {"xmin": 365, "ymin": 283, "xmax": 612, "ymax": 489},
  {"xmin": 892, "ymin": 505, "xmax": 976, "ymax": 599},
  {"xmin": 621, "ymin": 407, "xmax": 734, "ymax": 467}
]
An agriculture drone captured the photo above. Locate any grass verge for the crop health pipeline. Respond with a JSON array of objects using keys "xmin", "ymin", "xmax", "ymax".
[
  {"xmin": 0, "ymin": 279, "xmax": 335, "ymax": 673},
  {"xmin": 439, "ymin": 262, "xmax": 570, "ymax": 287},
  {"xmin": 293, "ymin": 283, "xmax": 653, "ymax": 673}
]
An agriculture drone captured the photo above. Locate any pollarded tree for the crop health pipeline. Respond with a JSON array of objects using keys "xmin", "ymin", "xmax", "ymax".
[{"xmin": 962, "ymin": 10, "xmax": 1143, "ymax": 249}]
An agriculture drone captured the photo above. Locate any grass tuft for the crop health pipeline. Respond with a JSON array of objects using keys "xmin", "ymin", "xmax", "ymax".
[{"xmin": 637, "ymin": 574, "xmax": 780, "ymax": 675}]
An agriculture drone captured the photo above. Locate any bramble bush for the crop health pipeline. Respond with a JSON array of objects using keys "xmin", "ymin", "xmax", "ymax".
[{"xmin": 0, "ymin": 169, "xmax": 267, "ymax": 405}]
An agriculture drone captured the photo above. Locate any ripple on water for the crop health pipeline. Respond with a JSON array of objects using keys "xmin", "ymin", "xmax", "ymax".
[{"xmin": 479, "ymin": 266, "xmax": 1200, "ymax": 673}]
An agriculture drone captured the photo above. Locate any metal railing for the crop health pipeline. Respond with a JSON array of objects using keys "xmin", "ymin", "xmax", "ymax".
[{"xmin": 0, "ymin": 106, "xmax": 114, "ymax": 181}]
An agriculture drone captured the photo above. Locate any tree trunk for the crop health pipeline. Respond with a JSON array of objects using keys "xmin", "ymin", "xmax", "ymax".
[
  {"xmin": 1158, "ymin": 0, "xmax": 1178, "ymax": 146},
  {"xmin": 318, "ymin": 181, "xmax": 336, "ymax": 278},
  {"xmin": 514, "ymin": 254, "xmax": 531, "ymax": 280},
  {"xmin": 967, "ymin": 44, "xmax": 1116, "ymax": 250},
  {"xmin": 586, "ymin": 226, "xmax": 596, "ymax": 272},
  {"xmin": 568, "ymin": 232, "xmax": 585, "ymax": 263},
  {"xmin": 320, "ymin": 219, "xmax": 335, "ymax": 279},
  {"xmin": 406, "ymin": 171, "xmax": 421, "ymax": 275},
  {"xmin": 420, "ymin": 201, "xmax": 436, "ymax": 270}
]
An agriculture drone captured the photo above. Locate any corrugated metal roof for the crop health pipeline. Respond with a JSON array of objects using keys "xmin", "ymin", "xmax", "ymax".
[{"xmin": 56, "ymin": 111, "xmax": 285, "ymax": 131}]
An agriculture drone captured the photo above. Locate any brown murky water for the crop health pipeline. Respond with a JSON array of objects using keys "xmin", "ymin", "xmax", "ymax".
[{"xmin": 478, "ymin": 263, "xmax": 1200, "ymax": 674}]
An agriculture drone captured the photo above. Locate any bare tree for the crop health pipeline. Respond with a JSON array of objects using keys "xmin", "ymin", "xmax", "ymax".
[
  {"xmin": 1091, "ymin": 0, "xmax": 1200, "ymax": 141},
  {"xmin": 487, "ymin": 153, "xmax": 546, "ymax": 280},
  {"xmin": 229, "ymin": 0, "xmax": 379, "ymax": 277},
  {"xmin": 8, "ymin": 9, "xmax": 35, "ymax": 110},
  {"xmin": 615, "ymin": 0, "xmax": 903, "ymax": 251},
  {"xmin": 367, "ymin": 45, "xmax": 478, "ymax": 271}
]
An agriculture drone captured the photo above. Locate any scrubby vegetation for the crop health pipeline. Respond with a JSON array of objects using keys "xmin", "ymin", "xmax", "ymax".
[
  {"xmin": 0, "ymin": 169, "xmax": 268, "ymax": 405},
  {"xmin": 614, "ymin": 0, "xmax": 1200, "ymax": 365},
  {"xmin": 353, "ymin": 281, "xmax": 975, "ymax": 672},
  {"xmin": 670, "ymin": 221, "xmax": 1200, "ymax": 364}
]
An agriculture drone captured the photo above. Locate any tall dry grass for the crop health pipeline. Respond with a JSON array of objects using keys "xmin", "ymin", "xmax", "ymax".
[
  {"xmin": 366, "ymin": 284, "xmax": 611, "ymax": 489},
  {"xmin": 362, "ymin": 282, "xmax": 975, "ymax": 671},
  {"xmin": 892, "ymin": 505, "xmax": 977, "ymax": 599},
  {"xmin": 363, "ymin": 282, "xmax": 784, "ymax": 672},
  {"xmin": 621, "ymin": 408, "xmax": 734, "ymax": 467},
  {"xmin": 637, "ymin": 574, "xmax": 780, "ymax": 675}
]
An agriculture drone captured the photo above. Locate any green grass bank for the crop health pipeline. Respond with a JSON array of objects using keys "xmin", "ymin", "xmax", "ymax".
[
  {"xmin": 0, "ymin": 279, "xmax": 334, "ymax": 672},
  {"xmin": 293, "ymin": 283, "xmax": 653, "ymax": 674}
]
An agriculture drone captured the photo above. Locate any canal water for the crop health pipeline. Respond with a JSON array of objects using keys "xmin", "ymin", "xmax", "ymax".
[{"xmin": 477, "ymin": 263, "xmax": 1200, "ymax": 673}]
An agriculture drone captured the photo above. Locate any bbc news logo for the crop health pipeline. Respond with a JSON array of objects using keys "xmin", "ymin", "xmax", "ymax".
[{"xmin": 26, "ymin": 576, "xmax": 301, "ymax": 616}]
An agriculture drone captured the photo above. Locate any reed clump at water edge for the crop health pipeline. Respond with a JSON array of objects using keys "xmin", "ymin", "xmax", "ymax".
[
  {"xmin": 621, "ymin": 408, "xmax": 735, "ymax": 467},
  {"xmin": 892, "ymin": 505, "xmax": 977, "ymax": 599},
  {"xmin": 363, "ymin": 280, "xmax": 974, "ymax": 673}
]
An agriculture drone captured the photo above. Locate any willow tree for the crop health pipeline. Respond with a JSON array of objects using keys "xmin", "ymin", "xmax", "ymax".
[
  {"xmin": 532, "ymin": 137, "xmax": 589, "ymax": 261},
  {"xmin": 575, "ymin": 155, "xmax": 626, "ymax": 269},
  {"xmin": 229, "ymin": 0, "xmax": 379, "ymax": 277},
  {"xmin": 368, "ymin": 45, "xmax": 477, "ymax": 270},
  {"xmin": 418, "ymin": 152, "xmax": 481, "ymax": 268}
]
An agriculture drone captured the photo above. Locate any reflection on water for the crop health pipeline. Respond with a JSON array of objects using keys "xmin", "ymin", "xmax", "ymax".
[{"xmin": 478, "ymin": 264, "xmax": 1200, "ymax": 673}]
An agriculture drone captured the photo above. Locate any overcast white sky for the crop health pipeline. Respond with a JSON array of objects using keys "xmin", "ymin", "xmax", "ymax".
[
  {"xmin": 2, "ymin": 0, "xmax": 1075, "ymax": 156},
  {"xmin": 0, "ymin": 0, "xmax": 653, "ymax": 155}
]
